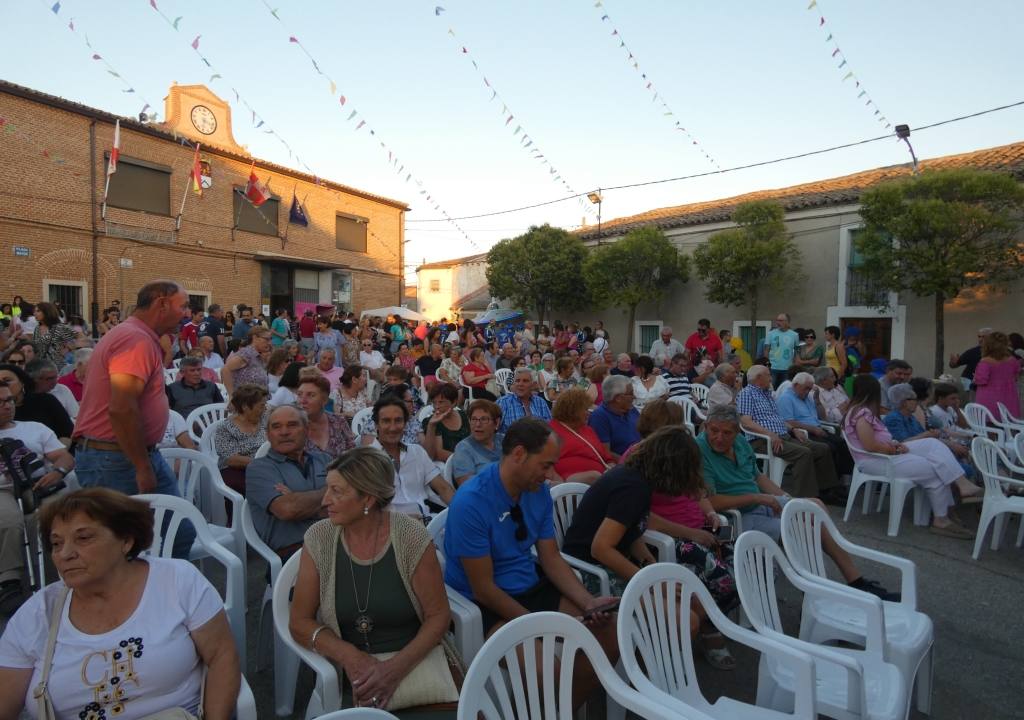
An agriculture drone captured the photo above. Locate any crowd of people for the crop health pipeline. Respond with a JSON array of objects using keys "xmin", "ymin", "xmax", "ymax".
[{"xmin": 0, "ymin": 283, "xmax": 1021, "ymax": 718}]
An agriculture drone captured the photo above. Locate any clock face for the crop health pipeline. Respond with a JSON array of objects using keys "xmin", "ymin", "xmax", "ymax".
[{"xmin": 190, "ymin": 105, "xmax": 217, "ymax": 135}]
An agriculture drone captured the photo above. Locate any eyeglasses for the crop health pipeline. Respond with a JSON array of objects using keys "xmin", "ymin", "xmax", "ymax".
[
  {"xmin": 508, "ymin": 504, "xmax": 528, "ymax": 542},
  {"xmin": 0, "ymin": 397, "xmax": 15, "ymax": 405},
  {"xmin": 8, "ymin": 359, "xmax": 24, "ymax": 365}
]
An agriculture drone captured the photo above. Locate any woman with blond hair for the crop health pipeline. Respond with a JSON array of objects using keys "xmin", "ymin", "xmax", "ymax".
[
  {"xmin": 549, "ymin": 387, "xmax": 615, "ymax": 484},
  {"xmin": 974, "ymin": 331, "xmax": 1021, "ymax": 418}
]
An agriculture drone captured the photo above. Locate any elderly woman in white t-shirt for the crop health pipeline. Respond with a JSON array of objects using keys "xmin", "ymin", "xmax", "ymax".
[
  {"xmin": 812, "ymin": 367, "xmax": 849, "ymax": 424},
  {"xmin": 0, "ymin": 488, "xmax": 240, "ymax": 720}
]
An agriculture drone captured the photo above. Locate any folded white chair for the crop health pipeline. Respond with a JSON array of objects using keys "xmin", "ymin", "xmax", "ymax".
[
  {"xmin": 618, "ymin": 562, "xmax": 816, "ymax": 720},
  {"xmin": 781, "ymin": 499, "xmax": 934, "ymax": 714},
  {"xmin": 457, "ymin": 611, "xmax": 681, "ymax": 720},
  {"xmin": 734, "ymin": 531, "xmax": 908, "ymax": 720}
]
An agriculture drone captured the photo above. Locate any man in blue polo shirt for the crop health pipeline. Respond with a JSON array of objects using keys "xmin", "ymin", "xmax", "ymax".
[
  {"xmin": 444, "ymin": 417, "xmax": 619, "ymax": 706},
  {"xmin": 588, "ymin": 374, "xmax": 640, "ymax": 458}
]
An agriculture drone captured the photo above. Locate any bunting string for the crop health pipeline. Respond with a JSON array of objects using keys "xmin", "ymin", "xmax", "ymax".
[
  {"xmin": 43, "ymin": 0, "xmax": 156, "ymax": 121},
  {"xmin": 592, "ymin": 1, "xmax": 720, "ymax": 170},
  {"xmin": 0, "ymin": 115, "xmax": 86, "ymax": 176},
  {"xmin": 255, "ymin": 0, "xmax": 482, "ymax": 251},
  {"xmin": 435, "ymin": 6, "xmax": 596, "ymax": 218},
  {"xmin": 806, "ymin": 0, "xmax": 892, "ymax": 130}
]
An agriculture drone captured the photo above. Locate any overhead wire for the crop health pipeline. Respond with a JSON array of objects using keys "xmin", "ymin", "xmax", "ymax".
[{"xmin": 404, "ymin": 99, "xmax": 1024, "ymax": 223}]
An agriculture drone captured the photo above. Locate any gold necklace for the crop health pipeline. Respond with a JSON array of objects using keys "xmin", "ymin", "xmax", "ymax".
[{"xmin": 347, "ymin": 515, "xmax": 382, "ymax": 650}]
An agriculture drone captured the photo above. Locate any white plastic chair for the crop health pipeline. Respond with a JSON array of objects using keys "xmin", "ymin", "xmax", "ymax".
[
  {"xmin": 494, "ymin": 367, "xmax": 513, "ymax": 395},
  {"xmin": 417, "ymin": 403, "xmax": 435, "ymax": 422},
  {"xmin": 841, "ymin": 428, "xmax": 930, "ymax": 536},
  {"xmin": 198, "ymin": 418, "xmax": 228, "ymax": 459},
  {"xmin": 158, "ymin": 447, "xmax": 244, "ymax": 564},
  {"xmin": 236, "ymin": 676, "xmax": 258, "ymax": 720},
  {"xmin": 442, "ymin": 455, "xmax": 455, "ymax": 484},
  {"xmin": 136, "ymin": 494, "xmax": 246, "ymax": 671},
  {"xmin": 618, "ymin": 563, "xmax": 816, "ymax": 720},
  {"xmin": 255, "ymin": 440, "xmax": 272, "ymax": 459},
  {"xmin": 351, "ymin": 407, "xmax": 374, "ymax": 437},
  {"xmin": 426, "ymin": 509, "xmax": 486, "ymax": 664},
  {"xmin": 457, "ymin": 611, "xmax": 681, "ymax": 720},
  {"xmin": 781, "ymin": 499, "xmax": 934, "ymax": 715},
  {"xmin": 734, "ymin": 531, "xmax": 908, "ymax": 720},
  {"xmin": 970, "ymin": 437, "xmax": 1024, "ymax": 560},
  {"xmin": 172, "ymin": 357, "xmax": 183, "ymax": 369},
  {"xmin": 964, "ymin": 402, "xmax": 1009, "ymax": 448},
  {"xmin": 689, "ymin": 382, "xmax": 709, "ymax": 409},
  {"xmin": 996, "ymin": 401, "xmax": 1024, "ymax": 437},
  {"xmin": 742, "ymin": 429, "xmax": 789, "ymax": 487},
  {"xmin": 274, "ymin": 552, "xmax": 341, "ymax": 720},
  {"xmin": 163, "ymin": 368, "xmax": 178, "ymax": 385},
  {"xmin": 186, "ymin": 402, "xmax": 229, "ymax": 443},
  {"xmin": 1015, "ymin": 431, "xmax": 1024, "ymax": 468},
  {"xmin": 312, "ymin": 710, "xmax": 400, "ymax": 720},
  {"xmin": 216, "ymin": 382, "xmax": 228, "ymax": 399},
  {"xmin": 549, "ymin": 483, "xmax": 611, "ymax": 596}
]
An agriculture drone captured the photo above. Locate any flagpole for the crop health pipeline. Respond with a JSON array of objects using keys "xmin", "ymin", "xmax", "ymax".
[
  {"xmin": 282, "ymin": 182, "xmax": 298, "ymax": 249},
  {"xmin": 101, "ymin": 119, "xmax": 119, "ymax": 220},
  {"xmin": 176, "ymin": 142, "xmax": 200, "ymax": 230}
]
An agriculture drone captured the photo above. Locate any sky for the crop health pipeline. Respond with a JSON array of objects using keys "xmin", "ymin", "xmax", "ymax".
[{"xmin": 2, "ymin": 0, "xmax": 1023, "ymax": 283}]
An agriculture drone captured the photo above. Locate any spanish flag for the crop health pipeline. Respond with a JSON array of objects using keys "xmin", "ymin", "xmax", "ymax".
[{"xmin": 190, "ymin": 142, "xmax": 203, "ymax": 196}]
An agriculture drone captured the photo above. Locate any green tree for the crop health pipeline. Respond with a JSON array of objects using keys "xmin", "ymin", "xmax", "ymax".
[
  {"xmin": 583, "ymin": 226, "xmax": 689, "ymax": 351},
  {"xmin": 485, "ymin": 224, "xmax": 587, "ymax": 327},
  {"xmin": 856, "ymin": 168, "xmax": 1024, "ymax": 377},
  {"xmin": 693, "ymin": 200, "xmax": 805, "ymax": 346}
]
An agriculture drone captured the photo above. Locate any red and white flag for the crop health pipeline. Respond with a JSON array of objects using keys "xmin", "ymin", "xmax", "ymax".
[
  {"xmin": 107, "ymin": 119, "xmax": 120, "ymax": 176},
  {"xmin": 244, "ymin": 163, "xmax": 271, "ymax": 206}
]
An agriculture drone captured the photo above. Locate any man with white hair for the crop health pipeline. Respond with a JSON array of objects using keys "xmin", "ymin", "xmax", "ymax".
[
  {"xmin": 649, "ymin": 327, "xmax": 684, "ymax": 369},
  {"xmin": 26, "ymin": 358, "xmax": 79, "ymax": 422},
  {"xmin": 496, "ymin": 367, "xmax": 551, "ymax": 433},
  {"xmin": 246, "ymin": 404, "xmax": 329, "ymax": 558},
  {"xmin": 736, "ymin": 364, "xmax": 847, "ymax": 504},
  {"xmin": 588, "ymin": 374, "xmax": 640, "ymax": 458},
  {"xmin": 777, "ymin": 371, "xmax": 853, "ymax": 478},
  {"xmin": 707, "ymin": 363, "xmax": 740, "ymax": 410},
  {"xmin": 57, "ymin": 347, "xmax": 91, "ymax": 402},
  {"xmin": 198, "ymin": 335, "xmax": 224, "ymax": 372},
  {"xmin": 950, "ymin": 327, "xmax": 992, "ymax": 392}
]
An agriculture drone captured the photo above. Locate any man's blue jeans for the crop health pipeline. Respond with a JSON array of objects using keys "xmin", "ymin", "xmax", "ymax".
[{"xmin": 74, "ymin": 447, "xmax": 196, "ymax": 558}]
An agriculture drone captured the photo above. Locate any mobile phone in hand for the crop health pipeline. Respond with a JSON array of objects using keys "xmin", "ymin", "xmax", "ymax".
[
  {"xmin": 581, "ymin": 598, "xmax": 620, "ymax": 621},
  {"xmin": 714, "ymin": 524, "xmax": 737, "ymax": 543}
]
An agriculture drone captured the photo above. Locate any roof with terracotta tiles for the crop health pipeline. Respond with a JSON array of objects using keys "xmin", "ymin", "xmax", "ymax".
[
  {"xmin": 0, "ymin": 79, "xmax": 410, "ymax": 210},
  {"xmin": 576, "ymin": 141, "xmax": 1024, "ymax": 240},
  {"xmin": 416, "ymin": 252, "xmax": 488, "ymax": 270}
]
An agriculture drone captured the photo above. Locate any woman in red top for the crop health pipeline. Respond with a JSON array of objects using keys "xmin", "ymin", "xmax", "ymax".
[
  {"xmin": 460, "ymin": 347, "xmax": 498, "ymax": 401},
  {"xmin": 550, "ymin": 387, "xmax": 616, "ymax": 484}
]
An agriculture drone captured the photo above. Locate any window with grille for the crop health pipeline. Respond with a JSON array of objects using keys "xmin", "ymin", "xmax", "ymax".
[
  {"xmin": 46, "ymin": 283, "xmax": 83, "ymax": 319},
  {"xmin": 336, "ymin": 213, "xmax": 368, "ymax": 252},
  {"xmin": 429, "ymin": 279, "xmax": 440, "ymax": 293},
  {"xmin": 233, "ymin": 189, "xmax": 279, "ymax": 236},
  {"xmin": 846, "ymin": 229, "xmax": 888, "ymax": 306},
  {"xmin": 105, "ymin": 156, "xmax": 171, "ymax": 215}
]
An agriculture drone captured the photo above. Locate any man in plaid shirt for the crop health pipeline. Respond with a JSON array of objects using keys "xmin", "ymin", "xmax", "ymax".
[
  {"xmin": 735, "ymin": 364, "xmax": 847, "ymax": 504},
  {"xmin": 497, "ymin": 368, "xmax": 552, "ymax": 433}
]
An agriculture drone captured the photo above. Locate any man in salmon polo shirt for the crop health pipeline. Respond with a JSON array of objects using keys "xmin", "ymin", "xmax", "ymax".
[{"xmin": 73, "ymin": 280, "xmax": 195, "ymax": 556}]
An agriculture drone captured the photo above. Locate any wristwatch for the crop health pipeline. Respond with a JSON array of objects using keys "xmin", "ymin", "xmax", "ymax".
[{"xmin": 55, "ymin": 466, "xmax": 71, "ymax": 477}]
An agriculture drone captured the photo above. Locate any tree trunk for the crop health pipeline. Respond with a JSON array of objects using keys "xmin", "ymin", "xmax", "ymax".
[
  {"xmin": 749, "ymin": 292, "xmax": 759, "ymax": 357},
  {"xmin": 536, "ymin": 302, "xmax": 546, "ymax": 330},
  {"xmin": 934, "ymin": 291, "xmax": 945, "ymax": 379},
  {"xmin": 626, "ymin": 303, "xmax": 637, "ymax": 353}
]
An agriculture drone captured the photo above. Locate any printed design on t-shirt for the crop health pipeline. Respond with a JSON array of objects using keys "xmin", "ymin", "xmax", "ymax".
[{"xmin": 78, "ymin": 636, "xmax": 144, "ymax": 719}]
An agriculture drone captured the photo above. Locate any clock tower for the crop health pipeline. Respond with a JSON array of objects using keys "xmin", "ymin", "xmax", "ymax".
[{"xmin": 162, "ymin": 83, "xmax": 246, "ymax": 155}]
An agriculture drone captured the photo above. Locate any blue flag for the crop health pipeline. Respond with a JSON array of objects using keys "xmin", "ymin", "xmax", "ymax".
[{"xmin": 288, "ymin": 194, "xmax": 308, "ymax": 226}]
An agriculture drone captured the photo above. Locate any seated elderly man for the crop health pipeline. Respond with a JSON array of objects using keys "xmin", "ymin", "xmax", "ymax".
[
  {"xmin": 0, "ymin": 381, "xmax": 75, "ymax": 614},
  {"xmin": 497, "ymin": 367, "xmax": 552, "ymax": 433},
  {"xmin": 878, "ymin": 359, "xmax": 913, "ymax": 413},
  {"xmin": 662, "ymin": 353, "xmax": 692, "ymax": 399},
  {"xmin": 777, "ymin": 371, "xmax": 853, "ymax": 479},
  {"xmin": 707, "ymin": 363, "xmax": 740, "ymax": 410},
  {"xmin": 588, "ymin": 374, "xmax": 640, "ymax": 459},
  {"xmin": 165, "ymin": 356, "xmax": 224, "ymax": 419},
  {"xmin": 451, "ymin": 399, "xmax": 504, "ymax": 486},
  {"xmin": 699, "ymin": 405, "xmax": 897, "ymax": 600},
  {"xmin": 444, "ymin": 418, "xmax": 619, "ymax": 707},
  {"xmin": 25, "ymin": 359, "xmax": 79, "ymax": 422},
  {"xmin": 198, "ymin": 335, "xmax": 224, "ymax": 372},
  {"xmin": 246, "ymin": 404, "xmax": 330, "ymax": 558},
  {"xmin": 57, "ymin": 347, "xmax": 91, "ymax": 402},
  {"xmin": 495, "ymin": 342, "xmax": 520, "ymax": 371},
  {"xmin": 736, "ymin": 364, "xmax": 847, "ymax": 505},
  {"xmin": 813, "ymin": 367, "xmax": 848, "ymax": 423}
]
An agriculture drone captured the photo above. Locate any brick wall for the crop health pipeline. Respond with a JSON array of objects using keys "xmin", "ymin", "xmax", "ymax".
[{"xmin": 0, "ymin": 88, "xmax": 404, "ymax": 316}]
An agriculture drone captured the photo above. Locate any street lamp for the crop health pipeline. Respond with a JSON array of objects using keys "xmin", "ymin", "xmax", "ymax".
[
  {"xmin": 894, "ymin": 124, "xmax": 919, "ymax": 174},
  {"xmin": 587, "ymin": 190, "xmax": 603, "ymax": 235}
]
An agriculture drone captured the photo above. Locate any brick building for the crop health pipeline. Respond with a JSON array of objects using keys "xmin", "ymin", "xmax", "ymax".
[{"xmin": 0, "ymin": 80, "xmax": 408, "ymax": 324}]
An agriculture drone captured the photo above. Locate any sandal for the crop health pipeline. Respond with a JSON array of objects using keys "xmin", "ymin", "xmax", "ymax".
[
  {"xmin": 698, "ymin": 632, "xmax": 736, "ymax": 671},
  {"xmin": 929, "ymin": 523, "xmax": 973, "ymax": 539}
]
